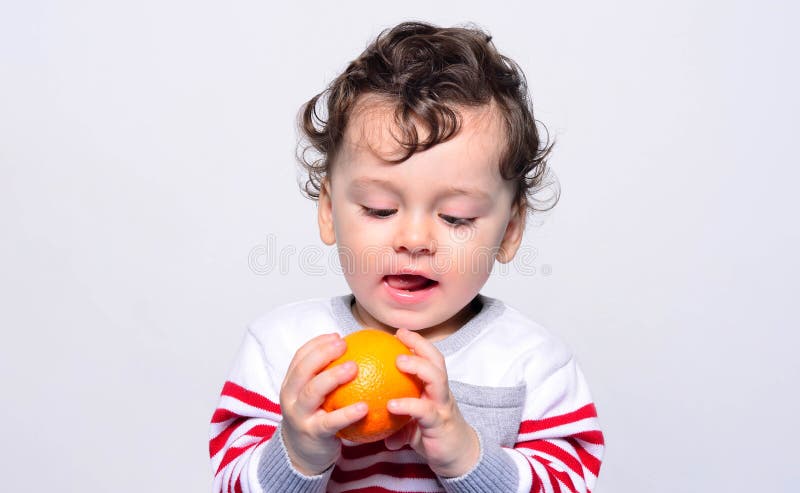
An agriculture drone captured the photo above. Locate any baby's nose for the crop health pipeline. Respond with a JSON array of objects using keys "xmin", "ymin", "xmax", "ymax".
[{"xmin": 392, "ymin": 215, "xmax": 436, "ymax": 255}]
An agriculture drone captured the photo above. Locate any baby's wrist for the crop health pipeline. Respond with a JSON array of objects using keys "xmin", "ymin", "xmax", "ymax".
[
  {"xmin": 288, "ymin": 455, "xmax": 329, "ymax": 477},
  {"xmin": 280, "ymin": 426, "xmax": 335, "ymax": 477},
  {"xmin": 433, "ymin": 424, "xmax": 482, "ymax": 478}
]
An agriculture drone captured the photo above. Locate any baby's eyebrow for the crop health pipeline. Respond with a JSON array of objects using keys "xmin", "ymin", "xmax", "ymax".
[
  {"xmin": 349, "ymin": 177, "xmax": 491, "ymax": 202},
  {"xmin": 444, "ymin": 185, "xmax": 491, "ymax": 201},
  {"xmin": 350, "ymin": 177, "xmax": 398, "ymax": 192}
]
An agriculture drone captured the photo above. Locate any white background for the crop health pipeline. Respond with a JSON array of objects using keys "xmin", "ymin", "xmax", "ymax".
[{"xmin": 2, "ymin": 1, "xmax": 798, "ymax": 491}]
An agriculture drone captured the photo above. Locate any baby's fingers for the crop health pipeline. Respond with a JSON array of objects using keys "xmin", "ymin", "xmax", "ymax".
[
  {"xmin": 316, "ymin": 402, "xmax": 369, "ymax": 437},
  {"xmin": 395, "ymin": 353, "xmax": 449, "ymax": 403},
  {"xmin": 286, "ymin": 333, "xmax": 339, "ymax": 375},
  {"xmin": 395, "ymin": 328, "xmax": 446, "ymax": 370},
  {"xmin": 282, "ymin": 335, "xmax": 347, "ymax": 398},
  {"xmin": 294, "ymin": 361, "xmax": 358, "ymax": 415},
  {"xmin": 387, "ymin": 397, "xmax": 438, "ymax": 428}
]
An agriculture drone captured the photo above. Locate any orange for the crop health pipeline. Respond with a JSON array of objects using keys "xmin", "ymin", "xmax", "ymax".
[{"xmin": 321, "ymin": 329, "xmax": 424, "ymax": 443}]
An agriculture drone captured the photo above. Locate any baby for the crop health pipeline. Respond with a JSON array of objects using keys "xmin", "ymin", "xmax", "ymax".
[{"xmin": 210, "ymin": 21, "xmax": 604, "ymax": 493}]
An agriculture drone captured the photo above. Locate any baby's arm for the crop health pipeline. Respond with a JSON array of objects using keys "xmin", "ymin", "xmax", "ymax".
[
  {"xmin": 209, "ymin": 329, "xmax": 365, "ymax": 493},
  {"xmin": 503, "ymin": 356, "xmax": 605, "ymax": 493},
  {"xmin": 441, "ymin": 355, "xmax": 603, "ymax": 493},
  {"xmin": 209, "ymin": 328, "xmax": 283, "ymax": 493},
  {"xmin": 388, "ymin": 329, "xmax": 604, "ymax": 493}
]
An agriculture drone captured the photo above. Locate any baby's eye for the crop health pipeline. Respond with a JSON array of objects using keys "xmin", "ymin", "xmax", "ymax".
[
  {"xmin": 439, "ymin": 214, "xmax": 476, "ymax": 227},
  {"xmin": 361, "ymin": 206, "xmax": 397, "ymax": 218}
]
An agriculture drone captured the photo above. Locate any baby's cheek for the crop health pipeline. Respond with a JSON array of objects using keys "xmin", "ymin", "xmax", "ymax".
[{"xmin": 455, "ymin": 245, "xmax": 495, "ymax": 278}]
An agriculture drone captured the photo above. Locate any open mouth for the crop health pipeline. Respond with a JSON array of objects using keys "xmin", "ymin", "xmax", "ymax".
[{"xmin": 383, "ymin": 274, "xmax": 438, "ymax": 292}]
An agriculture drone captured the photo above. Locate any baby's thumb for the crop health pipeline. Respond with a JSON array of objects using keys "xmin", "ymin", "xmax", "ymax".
[{"xmin": 384, "ymin": 423, "xmax": 413, "ymax": 450}]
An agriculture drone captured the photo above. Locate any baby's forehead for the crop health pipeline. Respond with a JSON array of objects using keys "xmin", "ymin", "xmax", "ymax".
[
  {"xmin": 342, "ymin": 95, "xmax": 506, "ymax": 163},
  {"xmin": 331, "ymin": 97, "xmax": 510, "ymax": 196}
]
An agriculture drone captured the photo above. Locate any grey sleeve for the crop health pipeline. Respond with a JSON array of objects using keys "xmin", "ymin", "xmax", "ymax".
[
  {"xmin": 257, "ymin": 424, "xmax": 333, "ymax": 493},
  {"xmin": 438, "ymin": 427, "xmax": 519, "ymax": 493}
]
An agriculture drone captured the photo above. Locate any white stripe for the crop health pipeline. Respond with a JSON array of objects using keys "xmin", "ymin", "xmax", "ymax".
[
  {"xmin": 231, "ymin": 443, "xmax": 264, "ymax": 493},
  {"xmin": 573, "ymin": 437, "xmax": 604, "ymax": 463},
  {"xmin": 210, "ymin": 416, "xmax": 240, "ymax": 439},
  {"xmin": 528, "ymin": 457, "xmax": 554, "ymax": 493},
  {"xmin": 519, "ymin": 441, "xmax": 588, "ymax": 493},
  {"xmin": 230, "ymin": 433, "xmax": 264, "ymax": 450},
  {"xmin": 216, "ymin": 458, "xmax": 234, "ymax": 493},
  {"xmin": 229, "ymin": 447, "xmax": 248, "ymax": 492},
  {"xmin": 211, "ymin": 418, "xmax": 275, "ymax": 468},
  {"xmin": 216, "ymin": 394, "xmax": 282, "ymax": 422},
  {"xmin": 517, "ymin": 417, "xmax": 600, "ymax": 442},
  {"xmin": 555, "ymin": 477, "xmax": 572, "ymax": 493},
  {"xmin": 517, "ymin": 440, "xmax": 578, "ymax": 473},
  {"xmin": 528, "ymin": 452, "xmax": 597, "ymax": 493},
  {"xmin": 212, "ymin": 468, "xmax": 225, "ymax": 493},
  {"xmin": 583, "ymin": 470, "xmax": 598, "ymax": 491},
  {"xmin": 210, "ymin": 416, "xmax": 278, "ymax": 455},
  {"xmin": 328, "ymin": 474, "xmax": 443, "ymax": 493},
  {"xmin": 214, "ymin": 432, "xmax": 270, "ymax": 492},
  {"xmin": 244, "ymin": 441, "xmax": 268, "ymax": 493}
]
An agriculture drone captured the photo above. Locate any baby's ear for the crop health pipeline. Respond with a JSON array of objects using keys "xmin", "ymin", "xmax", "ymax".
[
  {"xmin": 318, "ymin": 178, "xmax": 336, "ymax": 245},
  {"xmin": 497, "ymin": 197, "xmax": 527, "ymax": 264}
]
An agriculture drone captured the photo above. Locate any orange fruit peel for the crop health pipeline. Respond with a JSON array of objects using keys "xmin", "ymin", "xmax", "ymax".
[{"xmin": 321, "ymin": 329, "xmax": 424, "ymax": 443}]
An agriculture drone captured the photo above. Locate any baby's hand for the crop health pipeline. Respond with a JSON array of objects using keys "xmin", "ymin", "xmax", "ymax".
[
  {"xmin": 279, "ymin": 333, "xmax": 368, "ymax": 476},
  {"xmin": 384, "ymin": 328, "xmax": 480, "ymax": 478}
]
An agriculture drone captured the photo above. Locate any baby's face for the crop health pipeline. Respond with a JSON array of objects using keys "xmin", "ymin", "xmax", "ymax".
[{"xmin": 318, "ymin": 98, "xmax": 525, "ymax": 340}]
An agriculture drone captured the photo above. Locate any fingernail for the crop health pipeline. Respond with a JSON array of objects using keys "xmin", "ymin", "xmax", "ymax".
[
  {"xmin": 397, "ymin": 354, "xmax": 409, "ymax": 364},
  {"xmin": 387, "ymin": 400, "xmax": 399, "ymax": 409},
  {"xmin": 339, "ymin": 361, "xmax": 355, "ymax": 372},
  {"xmin": 355, "ymin": 402, "xmax": 367, "ymax": 412}
]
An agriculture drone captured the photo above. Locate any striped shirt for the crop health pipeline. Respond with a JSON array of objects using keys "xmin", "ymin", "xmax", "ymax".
[{"xmin": 210, "ymin": 294, "xmax": 605, "ymax": 492}]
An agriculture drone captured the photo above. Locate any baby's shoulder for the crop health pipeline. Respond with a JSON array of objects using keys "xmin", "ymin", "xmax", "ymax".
[
  {"xmin": 488, "ymin": 301, "xmax": 571, "ymax": 361},
  {"xmin": 248, "ymin": 297, "xmax": 338, "ymax": 334},
  {"xmin": 448, "ymin": 297, "xmax": 573, "ymax": 386}
]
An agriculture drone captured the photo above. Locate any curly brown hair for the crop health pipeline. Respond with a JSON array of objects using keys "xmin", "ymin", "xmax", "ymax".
[{"xmin": 296, "ymin": 21, "xmax": 558, "ymax": 213}]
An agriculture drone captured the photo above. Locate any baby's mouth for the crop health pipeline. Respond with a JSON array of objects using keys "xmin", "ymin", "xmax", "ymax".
[{"xmin": 383, "ymin": 274, "xmax": 438, "ymax": 292}]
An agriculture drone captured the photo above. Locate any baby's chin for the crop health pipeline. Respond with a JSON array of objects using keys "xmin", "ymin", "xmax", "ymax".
[
  {"xmin": 355, "ymin": 302, "xmax": 439, "ymax": 332},
  {"xmin": 368, "ymin": 315, "xmax": 430, "ymax": 333},
  {"xmin": 372, "ymin": 309, "xmax": 463, "ymax": 340}
]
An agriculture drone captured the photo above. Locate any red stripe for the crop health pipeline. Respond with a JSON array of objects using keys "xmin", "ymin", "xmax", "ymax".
[
  {"xmin": 566, "ymin": 437, "xmax": 601, "ymax": 477},
  {"xmin": 215, "ymin": 429, "xmax": 275, "ymax": 475},
  {"xmin": 515, "ymin": 446, "xmax": 583, "ymax": 493},
  {"xmin": 518, "ymin": 404, "xmax": 597, "ymax": 435},
  {"xmin": 516, "ymin": 440, "xmax": 584, "ymax": 480},
  {"xmin": 233, "ymin": 475, "xmax": 242, "ymax": 493},
  {"xmin": 216, "ymin": 444, "xmax": 252, "ymax": 475},
  {"xmin": 212, "ymin": 408, "xmax": 240, "ymax": 423},
  {"xmin": 521, "ymin": 451, "xmax": 542, "ymax": 493},
  {"xmin": 221, "ymin": 381, "xmax": 281, "ymax": 415},
  {"xmin": 548, "ymin": 466, "xmax": 578, "ymax": 493},
  {"xmin": 209, "ymin": 417, "xmax": 247, "ymax": 458},
  {"xmin": 246, "ymin": 424, "xmax": 277, "ymax": 440},
  {"xmin": 533, "ymin": 456, "xmax": 562, "ymax": 493},
  {"xmin": 571, "ymin": 430, "xmax": 605, "ymax": 445},
  {"xmin": 210, "ymin": 420, "xmax": 276, "ymax": 460},
  {"xmin": 331, "ymin": 461, "xmax": 434, "ymax": 483},
  {"xmin": 534, "ymin": 457, "xmax": 578, "ymax": 493}
]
